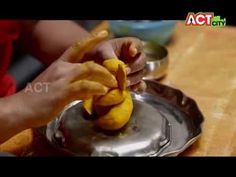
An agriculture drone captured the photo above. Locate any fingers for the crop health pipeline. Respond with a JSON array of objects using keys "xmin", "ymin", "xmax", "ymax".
[
  {"xmin": 126, "ymin": 52, "xmax": 146, "ymax": 74},
  {"xmin": 127, "ymin": 69, "xmax": 145, "ymax": 86},
  {"xmin": 118, "ymin": 37, "xmax": 143, "ymax": 58},
  {"xmin": 60, "ymin": 30, "xmax": 108, "ymax": 63},
  {"xmin": 129, "ymin": 45, "xmax": 137, "ymax": 57},
  {"xmin": 68, "ymin": 80, "xmax": 109, "ymax": 100},
  {"xmin": 128, "ymin": 38, "xmax": 143, "ymax": 57},
  {"xmin": 110, "ymin": 37, "xmax": 145, "ymax": 75},
  {"xmin": 117, "ymin": 37, "xmax": 143, "ymax": 57},
  {"xmin": 130, "ymin": 80, "xmax": 147, "ymax": 92},
  {"xmin": 69, "ymin": 61, "xmax": 118, "ymax": 88},
  {"xmin": 97, "ymin": 44, "xmax": 117, "ymax": 60},
  {"xmin": 97, "ymin": 37, "xmax": 145, "ymax": 76}
]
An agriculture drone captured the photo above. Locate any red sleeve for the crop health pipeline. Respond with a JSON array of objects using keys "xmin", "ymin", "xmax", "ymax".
[{"xmin": 0, "ymin": 20, "xmax": 21, "ymax": 97}]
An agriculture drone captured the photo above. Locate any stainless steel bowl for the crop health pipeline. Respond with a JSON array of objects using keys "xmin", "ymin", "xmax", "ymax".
[{"xmin": 143, "ymin": 42, "xmax": 168, "ymax": 80}]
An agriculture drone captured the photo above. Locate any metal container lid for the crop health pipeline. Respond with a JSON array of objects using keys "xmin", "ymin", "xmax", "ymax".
[
  {"xmin": 40, "ymin": 80, "xmax": 204, "ymax": 156},
  {"xmin": 47, "ymin": 98, "xmax": 170, "ymax": 156}
]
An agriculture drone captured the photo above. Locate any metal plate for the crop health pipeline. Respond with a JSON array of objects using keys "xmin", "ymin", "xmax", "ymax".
[{"xmin": 39, "ymin": 80, "xmax": 204, "ymax": 156}]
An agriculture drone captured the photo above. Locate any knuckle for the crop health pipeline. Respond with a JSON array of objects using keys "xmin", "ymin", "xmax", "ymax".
[
  {"xmin": 79, "ymin": 80, "xmax": 88, "ymax": 91},
  {"xmin": 84, "ymin": 61, "xmax": 94, "ymax": 71}
]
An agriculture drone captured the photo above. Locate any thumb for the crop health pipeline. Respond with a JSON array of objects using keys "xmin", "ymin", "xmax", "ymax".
[{"xmin": 99, "ymin": 44, "xmax": 117, "ymax": 60}]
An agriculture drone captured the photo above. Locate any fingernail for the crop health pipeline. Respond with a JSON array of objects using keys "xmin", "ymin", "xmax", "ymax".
[
  {"xmin": 102, "ymin": 86, "xmax": 109, "ymax": 94},
  {"xmin": 96, "ymin": 30, "xmax": 108, "ymax": 38},
  {"xmin": 127, "ymin": 80, "xmax": 131, "ymax": 86},
  {"xmin": 126, "ymin": 67, "xmax": 131, "ymax": 74},
  {"xmin": 131, "ymin": 48, "xmax": 137, "ymax": 57}
]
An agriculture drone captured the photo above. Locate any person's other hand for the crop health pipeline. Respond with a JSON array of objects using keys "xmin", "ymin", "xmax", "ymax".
[{"xmin": 18, "ymin": 51, "xmax": 117, "ymax": 128}]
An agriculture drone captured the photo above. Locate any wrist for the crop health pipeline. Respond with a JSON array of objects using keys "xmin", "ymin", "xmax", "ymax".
[{"xmin": 0, "ymin": 92, "xmax": 32, "ymax": 143}]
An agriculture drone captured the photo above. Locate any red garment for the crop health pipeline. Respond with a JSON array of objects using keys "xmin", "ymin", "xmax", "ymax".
[{"xmin": 0, "ymin": 20, "xmax": 20, "ymax": 97}]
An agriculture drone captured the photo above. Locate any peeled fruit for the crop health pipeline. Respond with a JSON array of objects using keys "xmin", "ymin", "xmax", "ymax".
[
  {"xmin": 95, "ymin": 91, "xmax": 133, "ymax": 130},
  {"xmin": 71, "ymin": 33, "xmax": 133, "ymax": 131},
  {"xmin": 95, "ymin": 89, "xmax": 125, "ymax": 106},
  {"xmin": 83, "ymin": 98, "xmax": 93, "ymax": 115},
  {"xmin": 83, "ymin": 57, "xmax": 133, "ymax": 130},
  {"xmin": 116, "ymin": 64, "xmax": 127, "ymax": 91},
  {"xmin": 103, "ymin": 58, "xmax": 126, "ymax": 75}
]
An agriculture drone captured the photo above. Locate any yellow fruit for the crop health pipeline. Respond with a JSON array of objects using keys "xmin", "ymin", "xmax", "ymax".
[
  {"xmin": 82, "ymin": 57, "xmax": 133, "ymax": 131},
  {"xmin": 94, "ymin": 104, "xmax": 111, "ymax": 116},
  {"xmin": 73, "ymin": 32, "xmax": 134, "ymax": 131},
  {"xmin": 103, "ymin": 58, "xmax": 127, "ymax": 90},
  {"xmin": 116, "ymin": 64, "xmax": 127, "ymax": 91},
  {"xmin": 95, "ymin": 89, "xmax": 125, "ymax": 106},
  {"xmin": 83, "ymin": 98, "xmax": 93, "ymax": 115},
  {"xmin": 103, "ymin": 58, "xmax": 126, "ymax": 75},
  {"xmin": 95, "ymin": 91, "xmax": 133, "ymax": 130}
]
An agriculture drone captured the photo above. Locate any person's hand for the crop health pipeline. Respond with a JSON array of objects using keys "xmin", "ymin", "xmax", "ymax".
[
  {"xmin": 81, "ymin": 37, "xmax": 146, "ymax": 90},
  {"xmin": 17, "ymin": 53, "xmax": 117, "ymax": 128}
]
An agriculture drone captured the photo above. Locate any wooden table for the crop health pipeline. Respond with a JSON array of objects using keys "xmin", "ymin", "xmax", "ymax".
[{"xmin": 1, "ymin": 21, "xmax": 236, "ymax": 156}]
